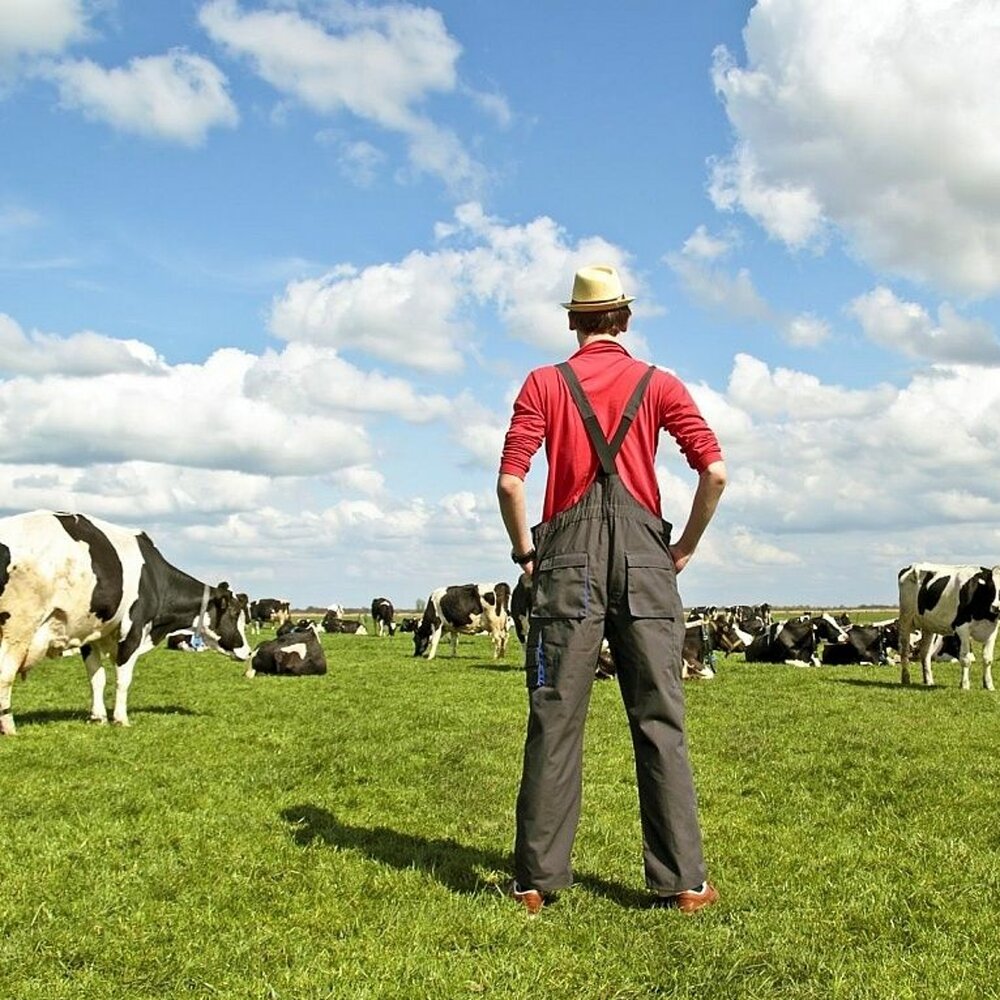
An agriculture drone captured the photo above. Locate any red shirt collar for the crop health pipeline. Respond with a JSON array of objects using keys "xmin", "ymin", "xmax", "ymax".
[{"xmin": 569, "ymin": 339, "xmax": 633, "ymax": 362}]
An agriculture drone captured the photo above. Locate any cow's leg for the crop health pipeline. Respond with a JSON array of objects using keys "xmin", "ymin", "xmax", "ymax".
[
  {"xmin": 82, "ymin": 644, "xmax": 109, "ymax": 724},
  {"xmin": 899, "ymin": 616, "xmax": 914, "ymax": 684},
  {"xmin": 0, "ymin": 645, "xmax": 25, "ymax": 736},
  {"xmin": 980, "ymin": 630, "xmax": 997, "ymax": 691},
  {"xmin": 112, "ymin": 653, "xmax": 141, "ymax": 727},
  {"xmin": 425, "ymin": 627, "xmax": 443, "ymax": 660},
  {"xmin": 449, "ymin": 630, "xmax": 459, "ymax": 657},
  {"xmin": 917, "ymin": 632, "xmax": 936, "ymax": 686}
]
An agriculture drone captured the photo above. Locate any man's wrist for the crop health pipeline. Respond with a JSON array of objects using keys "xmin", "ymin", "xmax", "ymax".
[{"xmin": 511, "ymin": 547, "xmax": 536, "ymax": 566}]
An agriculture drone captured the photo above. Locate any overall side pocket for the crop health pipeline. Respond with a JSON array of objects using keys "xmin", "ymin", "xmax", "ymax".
[
  {"xmin": 531, "ymin": 552, "xmax": 589, "ymax": 620},
  {"xmin": 625, "ymin": 552, "xmax": 678, "ymax": 619}
]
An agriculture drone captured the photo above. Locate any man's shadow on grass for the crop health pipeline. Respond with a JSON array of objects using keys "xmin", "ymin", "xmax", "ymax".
[{"xmin": 281, "ymin": 803, "xmax": 649, "ymax": 908}]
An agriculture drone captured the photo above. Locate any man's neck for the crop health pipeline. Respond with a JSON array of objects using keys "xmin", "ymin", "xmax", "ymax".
[{"xmin": 576, "ymin": 333, "xmax": 620, "ymax": 349}]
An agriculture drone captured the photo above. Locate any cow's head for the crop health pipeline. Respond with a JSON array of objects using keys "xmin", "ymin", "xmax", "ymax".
[
  {"xmin": 412, "ymin": 619, "xmax": 433, "ymax": 657},
  {"xmin": 203, "ymin": 582, "xmax": 251, "ymax": 661},
  {"xmin": 990, "ymin": 566, "xmax": 1000, "ymax": 618}
]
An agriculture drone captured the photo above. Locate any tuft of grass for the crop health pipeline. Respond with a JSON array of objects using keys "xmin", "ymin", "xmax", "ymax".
[{"xmin": 2, "ymin": 630, "xmax": 999, "ymax": 999}]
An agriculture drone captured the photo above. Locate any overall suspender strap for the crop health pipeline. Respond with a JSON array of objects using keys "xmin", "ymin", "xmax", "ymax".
[{"xmin": 556, "ymin": 362, "xmax": 656, "ymax": 475}]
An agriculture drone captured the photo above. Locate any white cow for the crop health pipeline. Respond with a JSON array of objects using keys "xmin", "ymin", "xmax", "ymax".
[
  {"xmin": 897, "ymin": 562, "xmax": 1000, "ymax": 689},
  {"xmin": 412, "ymin": 582, "xmax": 511, "ymax": 660},
  {"xmin": 0, "ymin": 510, "xmax": 250, "ymax": 734}
]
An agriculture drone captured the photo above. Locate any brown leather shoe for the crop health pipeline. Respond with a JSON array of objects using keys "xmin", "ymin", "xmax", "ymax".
[
  {"xmin": 660, "ymin": 881, "xmax": 719, "ymax": 914},
  {"xmin": 510, "ymin": 881, "xmax": 546, "ymax": 915}
]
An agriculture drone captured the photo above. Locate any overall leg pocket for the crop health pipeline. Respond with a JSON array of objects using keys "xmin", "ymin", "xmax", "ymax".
[
  {"xmin": 625, "ymin": 552, "xmax": 679, "ymax": 619},
  {"xmin": 531, "ymin": 552, "xmax": 590, "ymax": 620}
]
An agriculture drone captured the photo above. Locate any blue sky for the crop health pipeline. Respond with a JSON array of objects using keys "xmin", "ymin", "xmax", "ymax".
[{"xmin": 2, "ymin": 0, "xmax": 999, "ymax": 609}]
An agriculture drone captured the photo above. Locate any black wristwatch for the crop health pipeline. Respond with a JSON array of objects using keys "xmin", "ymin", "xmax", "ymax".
[{"xmin": 511, "ymin": 547, "xmax": 536, "ymax": 566}]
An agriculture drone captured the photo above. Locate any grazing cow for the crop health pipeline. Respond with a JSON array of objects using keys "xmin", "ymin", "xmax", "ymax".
[
  {"xmin": 820, "ymin": 624, "xmax": 887, "ymax": 665},
  {"xmin": 249, "ymin": 598, "xmax": 290, "ymax": 633},
  {"xmin": 246, "ymin": 628, "xmax": 327, "ymax": 677},
  {"xmin": 397, "ymin": 617, "xmax": 419, "ymax": 634},
  {"xmin": 370, "ymin": 597, "xmax": 396, "ymax": 637},
  {"xmin": 413, "ymin": 582, "xmax": 510, "ymax": 660},
  {"xmin": 897, "ymin": 563, "xmax": 1000, "ymax": 689},
  {"xmin": 0, "ymin": 510, "xmax": 250, "ymax": 734}
]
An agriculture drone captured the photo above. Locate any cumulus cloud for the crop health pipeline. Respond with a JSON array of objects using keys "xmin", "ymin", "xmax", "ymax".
[
  {"xmin": 0, "ymin": 460, "xmax": 271, "ymax": 522},
  {"xmin": 199, "ymin": 0, "xmax": 487, "ymax": 192},
  {"xmin": 711, "ymin": 0, "xmax": 1000, "ymax": 295},
  {"xmin": 0, "ymin": 0, "xmax": 89, "ymax": 61},
  {"xmin": 244, "ymin": 342, "xmax": 453, "ymax": 421},
  {"xmin": 271, "ymin": 201, "xmax": 636, "ymax": 370},
  {"xmin": 849, "ymin": 286, "xmax": 1000, "ymax": 365},
  {"xmin": 44, "ymin": 49, "xmax": 239, "ymax": 145},
  {"xmin": 0, "ymin": 313, "xmax": 167, "ymax": 376},
  {"xmin": 0, "ymin": 345, "xmax": 371, "ymax": 475}
]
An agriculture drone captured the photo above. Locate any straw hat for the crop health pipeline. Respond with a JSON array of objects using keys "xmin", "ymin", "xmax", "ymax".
[{"xmin": 561, "ymin": 264, "xmax": 634, "ymax": 312}]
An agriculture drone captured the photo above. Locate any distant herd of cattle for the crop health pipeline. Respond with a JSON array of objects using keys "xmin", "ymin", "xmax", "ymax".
[{"xmin": 0, "ymin": 509, "xmax": 997, "ymax": 734}]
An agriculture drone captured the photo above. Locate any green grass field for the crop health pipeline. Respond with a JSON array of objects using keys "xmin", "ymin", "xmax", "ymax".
[{"xmin": 2, "ymin": 624, "xmax": 999, "ymax": 999}]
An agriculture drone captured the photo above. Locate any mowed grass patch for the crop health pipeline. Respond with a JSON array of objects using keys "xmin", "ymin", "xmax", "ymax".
[{"xmin": 2, "ymin": 630, "xmax": 999, "ymax": 999}]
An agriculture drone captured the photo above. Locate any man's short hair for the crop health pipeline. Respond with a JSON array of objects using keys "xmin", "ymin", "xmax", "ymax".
[{"xmin": 569, "ymin": 305, "xmax": 631, "ymax": 336}]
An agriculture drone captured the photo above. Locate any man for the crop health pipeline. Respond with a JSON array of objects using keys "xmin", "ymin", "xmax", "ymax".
[{"xmin": 497, "ymin": 264, "xmax": 726, "ymax": 915}]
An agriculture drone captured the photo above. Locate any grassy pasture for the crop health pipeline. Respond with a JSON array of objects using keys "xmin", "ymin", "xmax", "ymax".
[{"xmin": 2, "ymin": 626, "xmax": 999, "ymax": 1000}]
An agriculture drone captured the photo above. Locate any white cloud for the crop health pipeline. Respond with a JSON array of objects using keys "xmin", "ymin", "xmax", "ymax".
[
  {"xmin": 0, "ymin": 313, "xmax": 167, "ymax": 376},
  {"xmin": 45, "ymin": 49, "xmax": 239, "ymax": 145},
  {"xmin": 244, "ymin": 342, "xmax": 453, "ymax": 422},
  {"xmin": 667, "ymin": 226, "xmax": 833, "ymax": 348},
  {"xmin": 848, "ymin": 286, "xmax": 1000, "ymax": 365},
  {"xmin": 0, "ymin": 460, "xmax": 271, "ymax": 522},
  {"xmin": 0, "ymin": 344, "xmax": 371, "ymax": 475},
  {"xmin": 269, "ymin": 254, "xmax": 469, "ymax": 372},
  {"xmin": 465, "ymin": 85, "xmax": 512, "ymax": 128},
  {"xmin": 271, "ymin": 202, "xmax": 638, "ymax": 370},
  {"xmin": 199, "ymin": 0, "xmax": 487, "ymax": 192},
  {"xmin": 336, "ymin": 139, "xmax": 385, "ymax": 187},
  {"xmin": 783, "ymin": 314, "xmax": 830, "ymax": 348},
  {"xmin": 712, "ymin": 0, "xmax": 1000, "ymax": 295},
  {"xmin": 681, "ymin": 224, "xmax": 732, "ymax": 261},
  {"xmin": 0, "ymin": 0, "xmax": 89, "ymax": 61},
  {"xmin": 668, "ymin": 251, "xmax": 772, "ymax": 322},
  {"xmin": 728, "ymin": 526, "xmax": 802, "ymax": 566}
]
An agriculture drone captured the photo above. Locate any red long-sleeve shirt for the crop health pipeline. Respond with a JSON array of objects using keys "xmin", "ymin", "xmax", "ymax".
[{"xmin": 499, "ymin": 340, "xmax": 723, "ymax": 521}]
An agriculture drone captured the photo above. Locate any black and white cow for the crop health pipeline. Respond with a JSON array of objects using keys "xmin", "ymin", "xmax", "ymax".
[
  {"xmin": 819, "ymin": 624, "xmax": 887, "ymax": 665},
  {"xmin": 276, "ymin": 617, "xmax": 315, "ymax": 637},
  {"xmin": 397, "ymin": 617, "xmax": 419, "ymax": 634},
  {"xmin": 0, "ymin": 510, "xmax": 250, "ymax": 734},
  {"xmin": 510, "ymin": 573, "xmax": 532, "ymax": 646},
  {"xmin": 321, "ymin": 612, "xmax": 368, "ymax": 635},
  {"xmin": 370, "ymin": 597, "xmax": 396, "ymax": 637},
  {"xmin": 898, "ymin": 563, "xmax": 1000, "ymax": 690},
  {"xmin": 744, "ymin": 614, "xmax": 846, "ymax": 666},
  {"xmin": 413, "ymin": 582, "xmax": 510, "ymax": 660},
  {"xmin": 245, "ymin": 627, "xmax": 327, "ymax": 677},
  {"xmin": 249, "ymin": 598, "xmax": 290, "ymax": 633}
]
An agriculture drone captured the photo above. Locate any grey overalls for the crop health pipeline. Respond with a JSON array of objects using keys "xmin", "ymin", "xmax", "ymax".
[{"xmin": 514, "ymin": 362, "xmax": 707, "ymax": 895}]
